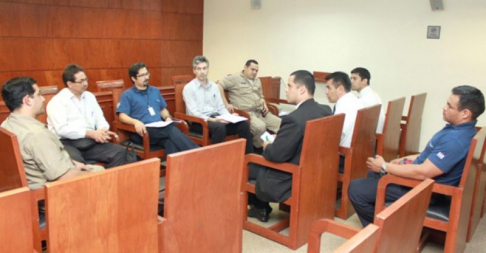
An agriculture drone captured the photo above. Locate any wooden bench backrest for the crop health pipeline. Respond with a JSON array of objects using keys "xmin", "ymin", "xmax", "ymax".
[
  {"xmin": 374, "ymin": 179, "xmax": 434, "ymax": 253},
  {"xmin": 401, "ymin": 93, "xmax": 427, "ymax": 156},
  {"xmin": 162, "ymin": 139, "xmax": 245, "ymax": 253},
  {"xmin": 0, "ymin": 187, "xmax": 34, "ymax": 253},
  {"xmin": 0, "ymin": 127, "xmax": 27, "ymax": 192},
  {"xmin": 381, "ymin": 97, "xmax": 406, "ymax": 161},
  {"xmin": 349, "ymin": 105, "xmax": 381, "ymax": 179},
  {"xmin": 452, "ymin": 127, "xmax": 486, "ymax": 247},
  {"xmin": 172, "ymin": 75, "xmax": 193, "ymax": 114},
  {"xmin": 469, "ymin": 127, "xmax": 486, "ymax": 239},
  {"xmin": 45, "ymin": 158, "xmax": 161, "ymax": 253},
  {"xmin": 297, "ymin": 114, "xmax": 345, "ymax": 244},
  {"xmin": 96, "ymin": 79, "xmax": 124, "ymax": 92}
]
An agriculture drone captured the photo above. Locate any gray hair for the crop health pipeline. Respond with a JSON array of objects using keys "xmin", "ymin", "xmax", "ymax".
[{"xmin": 192, "ymin": 55, "xmax": 210, "ymax": 69}]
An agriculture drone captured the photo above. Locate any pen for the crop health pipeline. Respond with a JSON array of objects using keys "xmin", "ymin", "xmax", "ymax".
[{"xmin": 266, "ymin": 136, "xmax": 269, "ymax": 142}]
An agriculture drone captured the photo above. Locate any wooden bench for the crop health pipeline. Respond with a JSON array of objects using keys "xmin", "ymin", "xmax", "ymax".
[
  {"xmin": 159, "ymin": 139, "xmax": 246, "ymax": 253},
  {"xmin": 376, "ymin": 97, "xmax": 405, "ymax": 161},
  {"xmin": 399, "ymin": 93, "xmax": 427, "ymax": 157},
  {"xmin": 45, "ymin": 158, "xmax": 161, "ymax": 252},
  {"xmin": 308, "ymin": 178, "xmax": 434, "ymax": 253},
  {"xmin": 376, "ymin": 127, "xmax": 486, "ymax": 253},
  {"xmin": 243, "ymin": 114, "xmax": 345, "ymax": 250},
  {"xmin": 0, "ymin": 187, "xmax": 36, "ymax": 253}
]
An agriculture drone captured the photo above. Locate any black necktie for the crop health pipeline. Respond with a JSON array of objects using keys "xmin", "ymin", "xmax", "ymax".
[{"xmin": 332, "ymin": 105, "xmax": 336, "ymax": 114}]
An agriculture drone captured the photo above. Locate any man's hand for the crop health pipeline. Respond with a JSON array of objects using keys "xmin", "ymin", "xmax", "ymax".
[
  {"xmin": 72, "ymin": 160, "xmax": 93, "ymax": 171},
  {"xmin": 226, "ymin": 104, "xmax": 237, "ymax": 113},
  {"xmin": 261, "ymin": 102, "xmax": 269, "ymax": 117},
  {"xmin": 87, "ymin": 129, "xmax": 112, "ymax": 143},
  {"xmin": 262, "ymin": 134, "xmax": 276, "ymax": 150},
  {"xmin": 367, "ymin": 155, "xmax": 386, "ymax": 173},
  {"xmin": 165, "ymin": 117, "xmax": 173, "ymax": 123},
  {"xmin": 208, "ymin": 117, "xmax": 229, "ymax": 124},
  {"xmin": 134, "ymin": 120, "xmax": 147, "ymax": 136}
]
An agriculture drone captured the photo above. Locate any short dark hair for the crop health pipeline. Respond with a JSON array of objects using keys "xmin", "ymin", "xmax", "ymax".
[
  {"xmin": 62, "ymin": 64, "xmax": 85, "ymax": 87},
  {"xmin": 1, "ymin": 77, "xmax": 37, "ymax": 112},
  {"xmin": 245, "ymin": 59, "xmax": 259, "ymax": 67},
  {"xmin": 351, "ymin": 67, "xmax": 371, "ymax": 85},
  {"xmin": 129, "ymin": 62, "xmax": 148, "ymax": 82},
  {"xmin": 192, "ymin": 56, "xmax": 209, "ymax": 69},
  {"xmin": 325, "ymin": 72, "xmax": 351, "ymax": 92},
  {"xmin": 290, "ymin": 70, "xmax": 315, "ymax": 95},
  {"xmin": 452, "ymin": 85, "xmax": 485, "ymax": 120}
]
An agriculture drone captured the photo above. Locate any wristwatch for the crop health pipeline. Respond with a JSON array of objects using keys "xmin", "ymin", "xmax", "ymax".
[{"xmin": 380, "ymin": 162, "xmax": 387, "ymax": 175}]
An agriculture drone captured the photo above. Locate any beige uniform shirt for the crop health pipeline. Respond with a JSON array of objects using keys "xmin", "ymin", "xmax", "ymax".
[
  {"xmin": 1, "ymin": 113, "xmax": 73, "ymax": 190},
  {"xmin": 220, "ymin": 72, "xmax": 265, "ymax": 112}
]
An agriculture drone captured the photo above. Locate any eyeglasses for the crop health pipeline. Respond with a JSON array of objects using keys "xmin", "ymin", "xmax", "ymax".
[
  {"xmin": 72, "ymin": 78, "xmax": 89, "ymax": 84},
  {"xmin": 137, "ymin": 72, "xmax": 150, "ymax": 78}
]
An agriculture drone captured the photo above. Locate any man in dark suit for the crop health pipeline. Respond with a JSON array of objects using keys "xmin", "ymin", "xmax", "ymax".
[{"xmin": 248, "ymin": 70, "xmax": 333, "ymax": 222}]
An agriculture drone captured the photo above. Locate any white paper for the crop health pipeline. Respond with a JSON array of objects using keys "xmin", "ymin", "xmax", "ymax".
[
  {"xmin": 216, "ymin": 114, "xmax": 248, "ymax": 124},
  {"xmin": 260, "ymin": 131, "xmax": 275, "ymax": 143},
  {"xmin": 145, "ymin": 121, "xmax": 173, "ymax": 128},
  {"xmin": 279, "ymin": 111, "xmax": 289, "ymax": 116}
]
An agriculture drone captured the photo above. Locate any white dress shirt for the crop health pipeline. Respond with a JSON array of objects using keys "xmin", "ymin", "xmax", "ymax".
[
  {"xmin": 182, "ymin": 79, "xmax": 230, "ymax": 121},
  {"xmin": 335, "ymin": 92, "xmax": 364, "ymax": 148},
  {"xmin": 47, "ymin": 88, "xmax": 109, "ymax": 139},
  {"xmin": 358, "ymin": 86, "xmax": 385, "ymax": 134}
]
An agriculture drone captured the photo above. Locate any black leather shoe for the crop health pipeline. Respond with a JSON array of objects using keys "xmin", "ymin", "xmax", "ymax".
[{"xmin": 248, "ymin": 206, "xmax": 273, "ymax": 222}]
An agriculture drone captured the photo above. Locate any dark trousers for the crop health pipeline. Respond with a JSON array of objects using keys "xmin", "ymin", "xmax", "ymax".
[
  {"xmin": 191, "ymin": 121, "xmax": 254, "ymax": 154},
  {"xmin": 62, "ymin": 140, "xmax": 131, "ymax": 168},
  {"xmin": 348, "ymin": 171, "xmax": 410, "ymax": 227},
  {"xmin": 131, "ymin": 124, "xmax": 199, "ymax": 155},
  {"xmin": 248, "ymin": 163, "xmax": 272, "ymax": 210}
]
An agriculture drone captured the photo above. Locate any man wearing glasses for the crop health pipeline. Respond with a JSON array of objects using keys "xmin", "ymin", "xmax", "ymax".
[
  {"xmin": 116, "ymin": 62, "xmax": 198, "ymax": 155},
  {"xmin": 47, "ymin": 64, "xmax": 134, "ymax": 168}
]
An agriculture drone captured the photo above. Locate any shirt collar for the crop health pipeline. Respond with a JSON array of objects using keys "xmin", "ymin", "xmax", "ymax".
[
  {"xmin": 336, "ymin": 92, "xmax": 355, "ymax": 107},
  {"xmin": 445, "ymin": 120, "xmax": 477, "ymax": 130},
  {"xmin": 9, "ymin": 113, "xmax": 45, "ymax": 127},
  {"xmin": 132, "ymin": 85, "xmax": 149, "ymax": 94},
  {"xmin": 194, "ymin": 79, "xmax": 213, "ymax": 90},
  {"xmin": 64, "ymin": 88, "xmax": 86, "ymax": 100},
  {"xmin": 358, "ymin": 86, "xmax": 372, "ymax": 98}
]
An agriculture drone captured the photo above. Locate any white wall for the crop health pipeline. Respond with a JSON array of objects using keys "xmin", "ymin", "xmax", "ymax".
[{"xmin": 203, "ymin": 0, "xmax": 486, "ymax": 149}]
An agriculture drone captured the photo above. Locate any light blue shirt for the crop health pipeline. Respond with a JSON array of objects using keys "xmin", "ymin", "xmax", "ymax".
[{"xmin": 182, "ymin": 79, "xmax": 229, "ymax": 121}]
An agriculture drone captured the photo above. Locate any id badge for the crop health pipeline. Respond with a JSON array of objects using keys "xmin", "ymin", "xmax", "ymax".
[{"xmin": 148, "ymin": 106, "xmax": 156, "ymax": 116}]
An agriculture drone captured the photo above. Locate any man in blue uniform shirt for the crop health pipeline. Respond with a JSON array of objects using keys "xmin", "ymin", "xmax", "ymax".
[
  {"xmin": 348, "ymin": 85, "xmax": 484, "ymax": 227},
  {"xmin": 117, "ymin": 62, "xmax": 198, "ymax": 155}
]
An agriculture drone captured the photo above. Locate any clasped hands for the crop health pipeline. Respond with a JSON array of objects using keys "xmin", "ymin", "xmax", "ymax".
[{"xmin": 88, "ymin": 128, "xmax": 117, "ymax": 143}]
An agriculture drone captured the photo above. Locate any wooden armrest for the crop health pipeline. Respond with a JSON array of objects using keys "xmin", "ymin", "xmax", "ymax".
[
  {"xmin": 234, "ymin": 109, "xmax": 250, "ymax": 121},
  {"xmin": 244, "ymin": 154, "xmax": 298, "ymax": 174},
  {"xmin": 114, "ymin": 121, "xmax": 137, "ymax": 133},
  {"xmin": 174, "ymin": 112, "xmax": 208, "ymax": 127},
  {"xmin": 375, "ymin": 174, "xmax": 454, "ymax": 215},
  {"xmin": 266, "ymin": 103, "xmax": 279, "ymax": 116},
  {"xmin": 266, "ymin": 98, "xmax": 291, "ymax": 104},
  {"xmin": 173, "ymin": 118, "xmax": 189, "ymax": 134},
  {"xmin": 308, "ymin": 219, "xmax": 362, "ymax": 252},
  {"xmin": 309, "ymin": 219, "xmax": 361, "ymax": 239}
]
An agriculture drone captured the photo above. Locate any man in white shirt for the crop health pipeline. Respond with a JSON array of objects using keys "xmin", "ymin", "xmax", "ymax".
[
  {"xmin": 350, "ymin": 67, "xmax": 385, "ymax": 134},
  {"xmin": 47, "ymin": 64, "xmax": 135, "ymax": 168},
  {"xmin": 183, "ymin": 56, "xmax": 254, "ymax": 154},
  {"xmin": 325, "ymin": 72, "xmax": 364, "ymax": 172}
]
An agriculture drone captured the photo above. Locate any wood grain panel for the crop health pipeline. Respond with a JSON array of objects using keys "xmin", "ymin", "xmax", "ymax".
[
  {"xmin": 0, "ymin": 0, "xmax": 203, "ymax": 102},
  {"xmin": 161, "ymin": 12, "xmax": 203, "ymax": 40},
  {"xmin": 0, "ymin": 2, "xmax": 47, "ymax": 37},
  {"xmin": 161, "ymin": 0, "xmax": 204, "ymax": 14}
]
